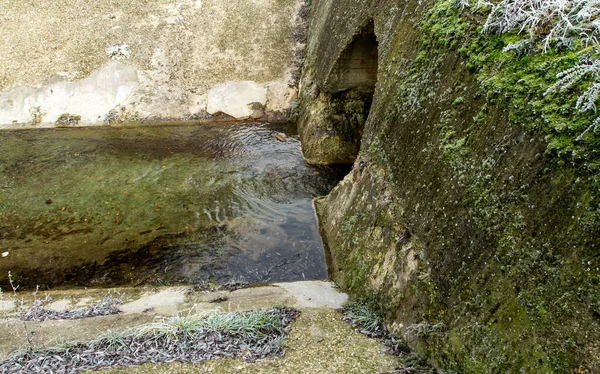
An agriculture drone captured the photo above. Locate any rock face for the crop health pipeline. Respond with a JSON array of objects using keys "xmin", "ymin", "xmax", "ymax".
[
  {"xmin": 0, "ymin": 0, "xmax": 306, "ymax": 128},
  {"xmin": 301, "ymin": 0, "xmax": 600, "ymax": 372},
  {"xmin": 298, "ymin": 21, "xmax": 377, "ymax": 164}
]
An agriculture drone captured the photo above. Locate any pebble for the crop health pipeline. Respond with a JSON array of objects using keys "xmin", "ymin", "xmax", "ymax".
[{"xmin": 271, "ymin": 132, "xmax": 288, "ymax": 142}]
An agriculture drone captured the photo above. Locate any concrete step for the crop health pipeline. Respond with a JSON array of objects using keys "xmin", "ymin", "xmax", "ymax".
[{"xmin": 0, "ymin": 281, "xmax": 402, "ymax": 373}]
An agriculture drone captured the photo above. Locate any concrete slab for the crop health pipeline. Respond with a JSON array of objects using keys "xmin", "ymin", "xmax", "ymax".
[
  {"xmin": 207, "ymin": 81, "xmax": 268, "ymax": 118},
  {"xmin": 275, "ymin": 280, "xmax": 348, "ymax": 308},
  {"xmin": 119, "ymin": 288, "xmax": 187, "ymax": 315},
  {"xmin": 46, "ymin": 299, "xmax": 72, "ymax": 312},
  {"xmin": 0, "ymin": 281, "xmax": 350, "ymax": 362}
]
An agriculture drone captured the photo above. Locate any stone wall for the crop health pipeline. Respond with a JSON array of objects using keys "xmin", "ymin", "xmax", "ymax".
[
  {"xmin": 301, "ymin": 0, "xmax": 600, "ymax": 372},
  {"xmin": 0, "ymin": 0, "xmax": 306, "ymax": 128}
]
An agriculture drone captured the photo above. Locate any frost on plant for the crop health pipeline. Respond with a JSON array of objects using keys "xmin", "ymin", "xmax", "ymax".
[
  {"xmin": 545, "ymin": 53, "xmax": 600, "ymax": 139},
  {"xmin": 545, "ymin": 55, "xmax": 600, "ymax": 98},
  {"xmin": 452, "ymin": 0, "xmax": 472, "ymax": 10},
  {"xmin": 476, "ymin": 0, "xmax": 600, "ymax": 139},
  {"xmin": 483, "ymin": 0, "xmax": 600, "ymax": 52},
  {"xmin": 501, "ymin": 37, "xmax": 534, "ymax": 55},
  {"xmin": 106, "ymin": 43, "xmax": 131, "ymax": 60}
]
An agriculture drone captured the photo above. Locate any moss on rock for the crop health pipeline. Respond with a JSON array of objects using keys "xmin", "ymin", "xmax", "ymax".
[{"xmin": 303, "ymin": 0, "xmax": 600, "ymax": 372}]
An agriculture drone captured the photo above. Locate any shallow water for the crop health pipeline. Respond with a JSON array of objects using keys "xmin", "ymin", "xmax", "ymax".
[{"xmin": 0, "ymin": 122, "xmax": 346, "ymax": 289}]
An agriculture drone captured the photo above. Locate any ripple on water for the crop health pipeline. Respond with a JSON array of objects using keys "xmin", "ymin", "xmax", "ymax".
[{"xmin": 0, "ymin": 122, "xmax": 347, "ymax": 289}]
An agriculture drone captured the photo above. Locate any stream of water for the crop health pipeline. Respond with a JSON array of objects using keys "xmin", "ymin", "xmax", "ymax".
[{"xmin": 0, "ymin": 122, "xmax": 346, "ymax": 289}]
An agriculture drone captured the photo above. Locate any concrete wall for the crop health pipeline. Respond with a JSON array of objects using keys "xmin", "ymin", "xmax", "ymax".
[
  {"xmin": 0, "ymin": 0, "xmax": 306, "ymax": 128},
  {"xmin": 301, "ymin": 0, "xmax": 600, "ymax": 372}
]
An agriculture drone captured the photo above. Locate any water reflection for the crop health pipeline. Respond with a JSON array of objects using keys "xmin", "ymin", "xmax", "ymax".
[{"xmin": 0, "ymin": 122, "xmax": 347, "ymax": 289}]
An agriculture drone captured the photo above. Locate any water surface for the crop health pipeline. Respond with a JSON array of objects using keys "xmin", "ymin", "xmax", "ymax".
[{"xmin": 0, "ymin": 122, "xmax": 345, "ymax": 289}]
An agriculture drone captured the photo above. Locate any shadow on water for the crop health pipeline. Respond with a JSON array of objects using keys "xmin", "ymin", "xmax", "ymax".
[{"xmin": 0, "ymin": 122, "xmax": 349, "ymax": 290}]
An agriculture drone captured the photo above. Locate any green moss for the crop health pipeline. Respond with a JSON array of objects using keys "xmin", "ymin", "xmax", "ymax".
[
  {"xmin": 406, "ymin": 2, "xmax": 600, "ymax": 371},
  {"xmin": 423, "ymin": 1, "xmax": 600, "ymax": 203},
  {"xmin": 305, "ymin": 0, "xmax": 600, "ymax": 372},
  {"xmin": 451, "ymin": 96, "xmax": 465, "ymax": 106},
  {"xmin": 420, "ymin": 0, "xmax": 469, "ymax": 50}
]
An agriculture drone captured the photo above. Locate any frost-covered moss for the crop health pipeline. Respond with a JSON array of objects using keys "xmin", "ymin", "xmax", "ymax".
[{"xmin": 421, "ymin": 0, "xmax": 600, "ymax": 217}]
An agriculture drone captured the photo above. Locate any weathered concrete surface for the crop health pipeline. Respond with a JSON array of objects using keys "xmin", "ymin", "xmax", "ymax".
[
  {"xmin": 0, "ymin": 281, "xmax": 346, "ymax": 315},
  {"xmin": 0, "ymin": 0, "xmax": 306, "ymax": 127},
  {"xmin": 297, "ymin": 19, "xmax": 376, "ymax": 165},
  {"xmin": 0, "ymin": 281, "xmax": 397, "ymax": 374},
  {"xmin": 0, "ymin": 61, "xmax": 138, "ymax": 127},
  {"xmin": 274, "ymin": 280, "xmax": 348, "ymax": 308},
  {"xmin": 119, "ymin": 288, "xmax": 187, "ymax": 315},
  {"xmin": 0, "ymin": 300, "xmax": 15, "ymax": 313},
  {"xmin": 315, "ymin": 163, "xmax": 427, "ymax": 336},
  {"xmin": 98, "ymin": 309, "xmax": 398, "ymax": 374},
  {"xmin": 301, "ymin": 0, "xmax": 600, "ymax": 372}
]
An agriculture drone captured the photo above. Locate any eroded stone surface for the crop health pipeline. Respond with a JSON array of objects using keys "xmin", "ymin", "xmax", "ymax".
[
  {"xmin": 0, "ymin": 61, "xmax": 138, "ymax": 128},
  {"xmin": 0, "ymin": 0, "xmax": 304, "ymax": 127},
  {"xmin": 301, "ymin": 0, "xmax": 600, "ymax": 372}
]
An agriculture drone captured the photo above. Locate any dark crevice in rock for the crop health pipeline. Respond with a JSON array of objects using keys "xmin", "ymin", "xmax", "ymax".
[
  {"xmin": 325, "ymin": 21, "xmax": 378, "ymax": 94},
  {"xmin": 298, "ymin": 20, "xmax": 378, "ymax": 165}
]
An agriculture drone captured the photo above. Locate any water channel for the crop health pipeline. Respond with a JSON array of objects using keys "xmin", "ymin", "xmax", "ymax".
[{"xmin": 0, "ymin": 122, "xmax": 347, "ymax": 290}]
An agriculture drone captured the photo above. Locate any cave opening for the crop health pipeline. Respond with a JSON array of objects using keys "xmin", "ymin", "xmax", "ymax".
[
  {"xmin": 325, "ymin": 20, "xmax": 379, "ymax": 164},
  {"xmin": 328, "ymin": 21, "xmax": 379, "ymax": 94}
]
